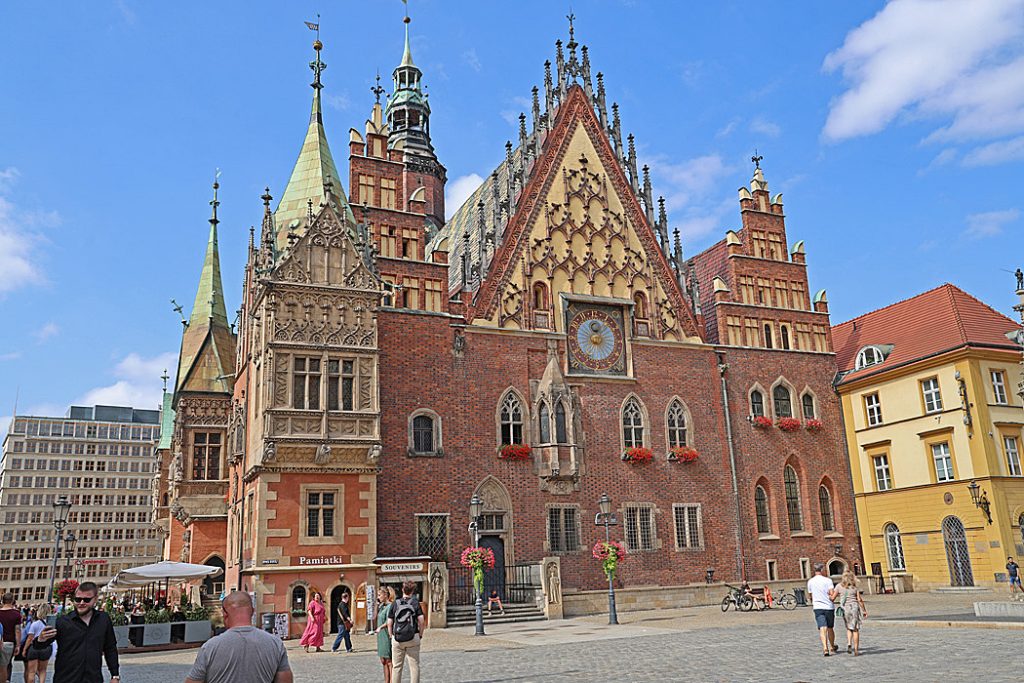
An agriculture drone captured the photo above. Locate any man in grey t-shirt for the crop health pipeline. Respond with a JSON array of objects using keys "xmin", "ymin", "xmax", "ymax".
[{"xmin": 185, "ymin": 592, "xmax": 292, "ymax": 683}]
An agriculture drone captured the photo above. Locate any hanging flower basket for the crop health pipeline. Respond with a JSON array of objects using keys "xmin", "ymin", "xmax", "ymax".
[
  {"xmin": 752, "ymin": 416, "xmax": 774, "ymax": 429},
  {"xmin": 460, "ymin": 546, "xmax": 496, "ymax": 595},
  {"xmin": 498, "ymin": 443, "xmax": 532, "ymax": 461},
  {"xmin": 592, "ymin": 540, "xmax": 627, "ymax": 581},
  {"xmin": 777, "ymin": 417, "xmax": 802, "ymax": 432},
  {"xmin": 805, "ymin": 419, "xmax": 824, "ymax": 433},
  {"xmin": 669, "ymin": 446, "xmax": 700, "ymax": 463},
  {"xmin": 622, "ymin": 446, "xmax": 654, "ymax": 463},
  {"xmin": 53, "ymin": 579, "xmax": 79, "ymax": 601}
]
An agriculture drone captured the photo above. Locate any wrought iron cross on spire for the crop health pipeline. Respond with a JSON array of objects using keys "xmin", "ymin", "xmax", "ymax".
[
  {"xmin": 567, "ymin": 11, "xmax": 575, "ymax": 40},
  {"xmin": 751, "ymin": 151, "xmax": 763, "ymax": 169},
  {"xmin": 371, "ymin": 71, "xmax": 385, "ymax": 104}
]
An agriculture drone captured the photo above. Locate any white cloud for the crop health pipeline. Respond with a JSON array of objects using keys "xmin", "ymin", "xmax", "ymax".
[
  {"xmin": 0, "ymin": 168, "xmax": 58, "ymax": 296},
  {"xmin": 445, "ymin": 173, "xmax": 484, "ymax": 219},
  {"xmin": 715, "ymin": 119, "xmax": 739, "ymax": 138},
  {"xmin": 750, "ymin": 117, "xmax": 782, "ymax": 138},
  {"xmin": 77, "ymin": 351, "xmax": 177, "ymax": 410},
  {"xmin": 325, "ymin": 92, "xmax": 350, "ymax": 111},
  {"xmin": 963, "ymin": 208, "xmax": 1020, "ymax": 239},
  {"xmin": 499, "ymin": 96, "xmax": 532, "ymax": 129},
  {"xmin": 823, "ymin": 0, "xmax": 1024, "ymax": 152},
  {"xmin": 462, "ymin": 48, "xmax": 482, "ymax": 72},
  {"xmin": 645, "ymin": 153, "xmax": 738, "ymax": 245},
  {"xmin": 918, "ymin": 147, "xmax": 959, "ymax": 174},
  {"xmin": 962, "ymin": 135, "xmax": 1024, "ymax": 166},
  {"xmin": 34, "ymin": 322, "xmax": 59, "ymax": 343}
]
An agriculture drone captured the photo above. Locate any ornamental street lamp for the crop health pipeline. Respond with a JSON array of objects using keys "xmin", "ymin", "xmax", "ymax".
[
  {"xmin": 47, "ymin": 496, "xmax": 73, "ymax": 603},
  {"xmin": 63, "ymin": 531, "xmax": 78, "ymax": 580},
  {"xmin": 468, "ymin": 494, "xmax": 485, "ymax": 636},
  {"xmin": 967, "ymin": 480, "xmax": 993, "ymax": 524},
  {"xmin": 594, "ymin": 493, "xmax": 619, "ymax": 625}
]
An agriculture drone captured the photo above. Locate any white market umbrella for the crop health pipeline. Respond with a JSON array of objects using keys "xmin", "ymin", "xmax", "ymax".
[{"xmin": 117, "ymin": 560, "xmax": 223, "ymax": 584}]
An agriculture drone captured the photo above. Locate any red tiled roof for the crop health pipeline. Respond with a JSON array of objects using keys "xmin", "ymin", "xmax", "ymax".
[{"xmin": 832, "ymin": 283, "xmax": 1019, "ymax": 384}]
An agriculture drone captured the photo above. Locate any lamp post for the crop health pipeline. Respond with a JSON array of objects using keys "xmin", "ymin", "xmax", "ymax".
[
  {"xmin": 63, "ymin": 531, "xmax": 78, "ymax": 577},
  {"xmin": 47, "ymin": 496, "xmax": 73, "ymax": 604},
  {"xmin": 594, "ymin": 493, "xmax": 619, "ymax": 625},
  {"xmin": 469, "ymin": 494, "xmax": 485, "ymax": 636},
  {"xmin": 967, "ymin": 480, "xmax": 993, "ymax": 524}
]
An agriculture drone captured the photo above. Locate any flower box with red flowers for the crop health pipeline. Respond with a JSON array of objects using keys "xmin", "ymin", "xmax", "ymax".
[
  {"xmin": 776, "ymin": 417, "xmax": 802, "ymax": 432},
  {"xmin": 805, "ymin": 419, "xmax": 824, "ymax": 433},
  {"xmin": 498, "ymin": 443, "xmax": 532, "ymax": 461},
  {"xmin": 54, "ymin": 578, "xmax": 80, "ymax": 601},
  {"xmin": 669, "ymin": 446, "xmax": 700, "ymax": 463},
  {"xmin": 752, "ymin": 416, "xmax": 774, "ymax": 429},
  {"xmin": 622, "ymin": 446, "xmax": 654, "ymax": 463}
]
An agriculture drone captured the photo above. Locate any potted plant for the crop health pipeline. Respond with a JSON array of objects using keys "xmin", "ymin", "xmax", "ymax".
[
  {"xmin": 108, "ymin": 606, "xmax": 131, "ymax": 648},
  {"xmin": 184, "ymin": 604, "xmax": 212, "ymax": 643},
  {"xmin": 498, "ymin": 443, "xmax": 532, "ymax": 461},
  {"xmin": 592, "ymin": 540, "xmax": 627, "ymax": 582},
  {"xmin": 143, "ymin": 607, "xmax": 172, "ymax": 646},
  {"xmin": 622, "ymin": 446, "xmax": 654, "ymax": 463},
  {"xmin": 669, "ymin": 446, "xmax": 700, "ymax": 463},
  {"xmin": 805, "ymin": 419, "xmax": 824, "ymax": 433},
  {"xmin": 776, "ymin": 417, "xmax": 802, "ymax": 432},
  {"xmin": 752, "ymin": 416, "xmax": 774, "ymax": 429},
  {"xmin": 460, "ymin": 546, "xmax": 496, "ymax": 596}
]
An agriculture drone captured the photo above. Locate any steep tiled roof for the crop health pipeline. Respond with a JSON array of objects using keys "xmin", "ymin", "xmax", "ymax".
[
  {"xmin": 833, "ymin": 283, "xmax": 1019, "ymax": 384},
  {"xmin": 688, "ymin": 237, "xmax": 729, "ymax": 344}
]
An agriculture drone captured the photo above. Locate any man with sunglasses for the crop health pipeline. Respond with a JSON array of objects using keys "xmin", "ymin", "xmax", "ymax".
[{"xmin": 36, "ymin": 581, "xmax": 120, "ymax": 683}]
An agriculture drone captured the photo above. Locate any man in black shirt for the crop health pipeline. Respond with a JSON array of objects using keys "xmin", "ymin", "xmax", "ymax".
[{"xmin": 37, "ymin": 581, "xmax": 119, "ymax": 683}]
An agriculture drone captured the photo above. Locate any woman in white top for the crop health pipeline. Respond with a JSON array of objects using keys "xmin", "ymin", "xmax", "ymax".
[{"xmin": 21, "ymin": 603, "xmax": 53, "ymax": 683}]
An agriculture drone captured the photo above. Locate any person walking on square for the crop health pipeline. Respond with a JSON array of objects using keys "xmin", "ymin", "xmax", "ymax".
[
  {"xmin": 387, "ymin": 581, "xmax": 424, "ymax": 683},
  {"xmin": 21, "ymin": 603, "xmax": 54, "ymax": 683},
  {"xmin": 299, "ymin": 592, "xmax": 326, "ymax": 653},
  {"xmin": 1006, "ymin": 557, "xmax": 1023, "ymax": 598},
  {"xmin": 374, "ymin": 587, "xmax": 394, "ymax": 683},
  {"xmin": 807, "ymin": 563, "xmax": 838, "ymax": 656},
  {"xmin": 185, "ymin": 591, "xmax": 292, "ymax": 683},
  {"xmin": 833, "ymin": 570, "xmax": 868, "ymax": 656},
  {"xmin": 34, "ymin": 581, "xmax": 120, "ymax": 683},
  {"xmin": 0, "ymin": 593, "xmax": 21, "ymax": 683},
  {"xmin": 331, "ymin": 592, "xmax": 353, "ymax": 653}
]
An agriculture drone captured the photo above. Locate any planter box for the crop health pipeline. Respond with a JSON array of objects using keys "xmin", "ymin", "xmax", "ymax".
[
  {"xmin": 113, "ymin": 626, "xmax": 131, "ymax": 649},
  {"xmin": 142, "ymin": 622, "xmax": 171, "ymax": 646},
  {"xmin": 184, "ymin": 620, "xmax": 212, "ymax": 643}
]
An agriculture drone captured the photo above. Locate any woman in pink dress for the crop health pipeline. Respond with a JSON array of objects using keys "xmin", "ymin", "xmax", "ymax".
[{"xmin": 300, "ymin": 592, "xmax": 327, "ymax": 652}]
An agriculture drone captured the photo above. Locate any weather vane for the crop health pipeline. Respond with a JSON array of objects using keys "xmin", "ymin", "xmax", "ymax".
[
  {"xmin": 371, "ymin": 70, "xmax": 385, "ymax": 104},
  {"xmin": 751, "ymin": 150, "xmax": 763, "ymax": 169}
]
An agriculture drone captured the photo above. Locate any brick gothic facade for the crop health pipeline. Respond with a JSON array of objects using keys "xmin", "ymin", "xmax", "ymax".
[{"xmin": 159, "ymin": 19, "xmax": 860, "ymax": 631}]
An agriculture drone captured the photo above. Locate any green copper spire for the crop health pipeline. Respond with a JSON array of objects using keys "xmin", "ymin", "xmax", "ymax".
[
  {"xmin": 401, "ymin": 14, "xmax": 414, "ymax": 67},
  {"xmin": 274, "ymin": 34, "xmax": 354, "ymax": 251},
  {"xmin": 190, "ymin": 179, "xmax": 229, "ymax": 327}
]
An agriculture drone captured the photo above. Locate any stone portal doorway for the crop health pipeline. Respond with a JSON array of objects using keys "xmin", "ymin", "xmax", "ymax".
[{"xmin": 479, "ymin": 535, "xmax": 506, "ymax": 599}]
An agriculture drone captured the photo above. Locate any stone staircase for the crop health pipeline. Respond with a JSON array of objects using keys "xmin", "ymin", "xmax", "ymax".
[{"xmin": 446, "ymin": 602, "xmax": 546, "ymax": 627}]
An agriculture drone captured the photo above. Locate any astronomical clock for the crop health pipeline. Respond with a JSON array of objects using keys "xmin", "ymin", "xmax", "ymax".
[{"xmin": 565, "ymin": 300, "xmax": 627, "ymax": 376}]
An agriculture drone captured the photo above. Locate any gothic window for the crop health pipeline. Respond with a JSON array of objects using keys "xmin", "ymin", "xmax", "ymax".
[
  {"xmin": 763, "ymin": 323, "xmax": 774, "ymax": 349},
  {"xmin": 538, "ymin": 402, "xmax": 552, "ymax": 444},
  {"xmin": 773, "ymin": 385, "xmax": 793, "ymax": 418},
  {"xmin": 533, "ymin": 282, "xmax": 548, "ymax": 309},
  {"xmin": 819, "ymin": 484, "xmax": 835, "ymax": 531},
  {"xmin": 750, "ymin": 389, "xmax": 765, "ymax": 418},
  {"xmin": 666, "ymin": 400, "xmax": 688, "ymax": 448},
  {"xmin": 412, "ymin": 415, "xmax": 435, "ymax": 454},
  {"xmin": 754, "ymin": 485, "xmax": 771, "ymax": 534},
  {"xmin": 633, "ymin": 292, "xmax": 648, "ymax": 319},
  {"xmin": 801, "ymin": 392, "xmax": 816, "ymax": 420},
  {"xmin": 292, "ymin": 357, "xmax": 321, "ymax": 410},
  {"xmin": 622, "ymin": 398, "xmax": 645, "ymax": 449},
  {"xmin": 191, "ymin": 433, "xmax": 221, "ymax": 481},
  {"xmin": 327, "ymin": 359, "xmax": 355, "ymax": 411},
  {"xmin": 780, "ymin": 324, "xmax": 791, "ymax": 350},
  {"xmin": 499, "ymin": 393, "xmax": 524, "ymax": 446},
  {"xmin": 784, "ymin": 465, "xmax": 803, "ymax": 532},
  {"xmin": 555, "ymin": 401, "xmax": 568, "ymax": 444}
]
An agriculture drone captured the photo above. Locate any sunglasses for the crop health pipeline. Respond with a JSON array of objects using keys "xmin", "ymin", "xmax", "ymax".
[{"xmin": 72, "ymin": 596, "xmax": 95, "ymax": 603}]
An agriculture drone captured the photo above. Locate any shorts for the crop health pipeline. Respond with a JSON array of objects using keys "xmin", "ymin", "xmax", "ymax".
[
  {"xmin": 25, "ymin": 643, "xmax": 53, "ymax": 661},
  {"xmin": 1010, "ymin": 574, "xmax": 1022, "ymax": 585},
  {"xmin": 0, "ymin": 641, "xmax": 13, "ymax": 668},
  {"xmin": 813, "ymin": 608, "xmax": 835, "ymax": 629}
]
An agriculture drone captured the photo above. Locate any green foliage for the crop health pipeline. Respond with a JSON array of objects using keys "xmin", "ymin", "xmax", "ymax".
[
  {"xmin": 144, "ymin": 608, "xmax": 171, "ymax": 624},
  {"xmin": 109, "ymin": 610, "xmax": 129, "ymax": 627},
  {"xmin": 184, "ymin": 604, "xmax": 210, "ymax": 622}
]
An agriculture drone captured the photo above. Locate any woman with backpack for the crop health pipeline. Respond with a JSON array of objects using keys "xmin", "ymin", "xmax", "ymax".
[
  {"xmin": 374, "ymin": 586, "xmax": 395, "ymax": 683},
  {"xmin": 21, "ymin": 604, "xmax": 53, "ymax": 683}
]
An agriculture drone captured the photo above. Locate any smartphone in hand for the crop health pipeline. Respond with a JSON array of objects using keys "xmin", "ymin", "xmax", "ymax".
[
  {"xmin": 39, "ymin": 627, "xmax": 57, "ymax": 642},
  {"xmin": 45, "ymin": 615, "xmax": 57, "ymax": 628}
]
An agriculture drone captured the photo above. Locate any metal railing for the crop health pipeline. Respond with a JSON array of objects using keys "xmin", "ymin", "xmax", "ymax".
[{"xmin": 448, "ymin": 563, "xmax": 538, "ymax": 606}]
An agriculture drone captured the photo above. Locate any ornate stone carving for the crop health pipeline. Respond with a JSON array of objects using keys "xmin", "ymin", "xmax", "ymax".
[
  {"xmin": 367, "ymin": 444, "xmax": 382, "ymax": 463},
  {"xmin": 314, "ymin": 442, "xmax": 332, "ymax": 465},
  {"xmin": 180, "ymin": 529, "xmax": 191, "ymax": 562},
  {"xmin": 545, "ymin": 561, "xmax": 561, "ymax": 604},
  {"xmin": 262, "ymin": 440, "xmax": 277, "ymax": 464},
  {"xmin": 171, "ymin": 452, "xmax": 184, "ymax": 484},
  {"xmin": 429, "ymin": 566, "xmax": 446, "ymax": 613}
]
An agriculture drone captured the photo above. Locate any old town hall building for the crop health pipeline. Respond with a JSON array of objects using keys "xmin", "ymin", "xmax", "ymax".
[{"xmin": 158, "ymin": 15, "xmax": 857, "ymax": 632}]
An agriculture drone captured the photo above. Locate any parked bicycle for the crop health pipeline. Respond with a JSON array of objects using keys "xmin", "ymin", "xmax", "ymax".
[
  {"xmin": 771, "ymin": 587, "xmax": 798, "ymax": 610},
  {"xmin": 721, "ymin": 585, "xmax": 753, "ymax": 612}
]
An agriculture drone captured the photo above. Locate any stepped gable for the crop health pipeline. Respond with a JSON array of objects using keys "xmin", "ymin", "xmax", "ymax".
[{"xmin": 833, "ymin": 282, "xmax": 1020, "ymax": 383}]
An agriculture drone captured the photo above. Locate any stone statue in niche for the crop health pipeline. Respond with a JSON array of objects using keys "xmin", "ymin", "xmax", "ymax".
[
  {"xmin": 546, "ymin": 562, "xmax": 561, "ymax": 604},
  {"xmin": 429, "ymin": 567, "xmax": 446, "ymax": 613},
  {"xmin": 171, "ymin": 452, "xmax": 183, "ymax": 484}
]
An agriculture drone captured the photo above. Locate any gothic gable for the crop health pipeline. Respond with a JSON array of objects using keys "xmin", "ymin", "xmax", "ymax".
[
  {"xmin": 470, "ymin": 86, "xmax": 701, "ymax": 342},
  {"xmin": 272, "ymin": 205, "xmax": 379, "ymax": 292}
]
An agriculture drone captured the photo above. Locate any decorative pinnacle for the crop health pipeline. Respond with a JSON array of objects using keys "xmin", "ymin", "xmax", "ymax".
[
  {"xmin": 519, "ymin": 113, "xmax": 527, "ymax": 143},
  {"xmin": 308, "ymin": 16, "xmax": 325, "ymax": 91},
  {"xmin": 261, "ymin": 187, "xmax": 273, "ymax": 210},
  {"xmin": 161, "ymin": 369, "xmax": 169, "ymax": 392},
  {"xmin": 751, "ymin": 150, "xmax": 763, "ymax": 169},
  {"xmin": 566, "ymin": 11, "xmax": 576, "ymax": 47},
  {"xmin": 209, "ymin": 170, "xmax": 221, "ymax": 227},
  {"xmin": 371, "ymin": 70, "xmax": 385, "ymax": 104}
]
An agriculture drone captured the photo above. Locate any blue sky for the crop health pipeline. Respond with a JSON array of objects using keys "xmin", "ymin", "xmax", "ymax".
[{"xmin": 1, "ymin": 0, "xmax": 1022, "ymax": 432}]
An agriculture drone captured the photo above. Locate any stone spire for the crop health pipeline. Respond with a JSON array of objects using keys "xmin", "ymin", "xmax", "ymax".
[
  {"xmin": 386, "ymin": 11, "xmax": 435, "ymax": 156},
  {"xmin": 275, "ymin": 33, "xmax": 354, "ymax": 250}
]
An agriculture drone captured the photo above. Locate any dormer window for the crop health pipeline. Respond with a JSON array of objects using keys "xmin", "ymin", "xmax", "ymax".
[{"xmin": 855, "ymin": 346, "xmax": 885, "ymax": 370}]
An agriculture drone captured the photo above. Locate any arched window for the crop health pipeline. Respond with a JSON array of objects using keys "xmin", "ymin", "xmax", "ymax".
[
  {"xmin": 801, "ymin": 393, "xmax": 816, "ymax": 420},
  {"xmin": 622, "ymin": 399, "xmax": 645, "ymax": 449},
  {"xmin": 533, "ymin": 282, "xmax": 548, "ymax": 310},
  {"xmin": 754, "ymin": 485, "xmax": 771, "ymax": 534},
  {"xmin": 750, "ymin": 390, "xmax": 765, "ymax": 418},
  {"xmin": 780, "ymin": 324, "xmax": 791, "ymax": 350},
  {"xmin": 411, "ymin": 414, "xmax": 435, "ymax": 454},
  {"xmin": 633, "ymin": 292, "xmax": 648, "ymax": 319},
  {"xmin": 666, "ymin": 400, "xmax": 688, "ymax": 448},
  {"xmin": 855, "ymin": 346, "xmax": 885, "ymax": 370},
  {"xmin": 818, "ymin": 485, "xmax": 835, "ymax": 531},
  {"xmin": 885, "ymin": 523, "xmax": 905, "ymax": 571},
  {"xmin": 499, "ymin": 393, "xmax": 524, "ymax": 445},
  {"xmin": 538, "ymin": 402, "xmax": 551, "ymax": 444},
  {"xmin": 554, "ymin": 401, "xmax": 568, "ymax": 444},
  {"xmin": 773, "ymin": 385, "xmax": 793, "ymax": 418},
  {"xmin": 291, "ymin": 585, "xmax": 307, "ymax": 613},
  {"xmin": 764, "ymin": 323, "xmax": 774, "ymax": 349},
  {"xmin": 784, "ymin": 465, "xmax": 803, "ymax": 531}
]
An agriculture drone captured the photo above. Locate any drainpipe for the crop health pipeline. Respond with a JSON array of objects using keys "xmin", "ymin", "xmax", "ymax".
[{"xmin": 717, "ymin": 353, "xmax": 745, "ymax": 581}]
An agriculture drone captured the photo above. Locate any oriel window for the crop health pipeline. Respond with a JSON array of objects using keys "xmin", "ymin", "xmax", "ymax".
[
  {"xmin": 191, "ymin": 432, "xmax": 221, "ymax": 481},
  {"xmin": 327, "ymin": 359, "xmax": 355, "ymax": 411},
  {"xmin": 292, "ymin": 357, "xmax": 321, "ymax": 410}
]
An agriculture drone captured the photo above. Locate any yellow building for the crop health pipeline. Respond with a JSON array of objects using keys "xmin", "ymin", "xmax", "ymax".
[{"xmin": 834, "ymin": 283, "xmax": 1024, "ymax": 590}]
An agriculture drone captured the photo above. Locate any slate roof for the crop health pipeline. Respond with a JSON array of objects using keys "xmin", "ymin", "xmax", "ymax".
[
  {"xmin": 687, "ymin": 237, "xmax": 730, "ymax": 344},
  {"xmin": 832, "ymin": 283, "xmax": 1020, "ymax": 385}
]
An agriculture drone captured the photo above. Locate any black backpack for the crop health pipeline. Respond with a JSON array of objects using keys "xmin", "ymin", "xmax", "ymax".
[{"xmin": 391, "ymin": 597, "xmax": 419, "ymax": 642}]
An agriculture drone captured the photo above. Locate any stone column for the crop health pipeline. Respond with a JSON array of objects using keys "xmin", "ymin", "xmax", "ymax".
[
  {"xmin": 427, "ymin": 562, "xmax": 448, "ymax": 628},
  {"xmin": 541, "ymin": 556, "xmax": 563, "ymax": 619}
]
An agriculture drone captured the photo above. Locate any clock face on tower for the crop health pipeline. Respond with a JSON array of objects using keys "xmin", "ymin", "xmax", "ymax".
[{"xmin": 565, "ymin": 302, "xmax": 627, "ymax": 375}]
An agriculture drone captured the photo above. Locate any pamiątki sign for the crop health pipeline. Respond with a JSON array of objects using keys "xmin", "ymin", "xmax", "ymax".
[{"xmin": 298, "ymin": 555, "xmax": 344, "ymax": 566}]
